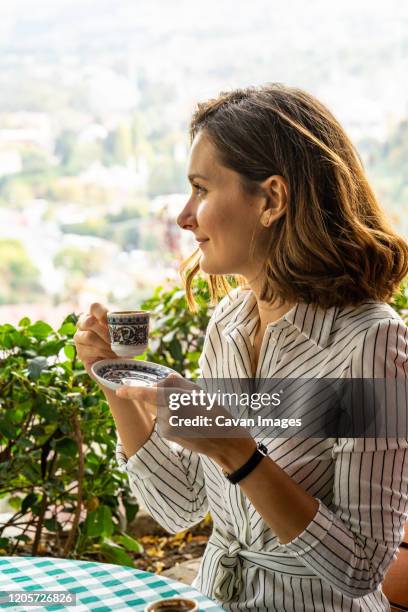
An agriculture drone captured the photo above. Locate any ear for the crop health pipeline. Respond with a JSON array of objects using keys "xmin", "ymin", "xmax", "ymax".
[{"xmin": 259, "ymin": 175, "xmax": 289, "ymax": 227}]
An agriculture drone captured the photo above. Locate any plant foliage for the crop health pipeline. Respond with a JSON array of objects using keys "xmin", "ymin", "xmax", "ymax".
[{"xmin": 0, "ymin": 314, "xmax": 140, "ymax": 564}]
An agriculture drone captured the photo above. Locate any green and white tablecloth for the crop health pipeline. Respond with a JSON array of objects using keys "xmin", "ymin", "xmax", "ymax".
[{"xmin": 0, "ymin": 556, "xmax": 223, "ymax": 611}]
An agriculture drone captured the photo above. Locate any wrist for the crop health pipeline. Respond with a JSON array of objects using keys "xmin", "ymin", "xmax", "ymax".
[{"xmin": 212, "ymin": 437, "xmax": 257, "ymax": 473}]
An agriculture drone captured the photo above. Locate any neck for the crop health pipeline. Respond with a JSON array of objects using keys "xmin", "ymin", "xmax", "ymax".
[{"xmin": 246, "ymin": 278, "xmax": 296, "ymax": 334}]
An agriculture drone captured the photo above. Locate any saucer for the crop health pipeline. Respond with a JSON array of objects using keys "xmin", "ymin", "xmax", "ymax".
[{"xmin": 91, "ymin": 359, "xmax": 178, "ymax": 391}]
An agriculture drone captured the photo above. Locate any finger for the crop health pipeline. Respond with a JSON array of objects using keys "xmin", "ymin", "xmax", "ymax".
[
  {"xmin": 116, "ymin": 385, "xmax": 160, "ymax": 404},
  {"xmin": 76, "ymin": 317, "xmax": 111, "ymax": 344},
  {"xmin": 156, "ymin": 374, "xmax": 198, "ymax": 391},
  {"xmin": 84, "ymin": 356, "xmax": 111, "ymax": 370},
  {"xmin": 76, "ymin": 312, "xmax": 93, "ymax": 330},
  {"xmin": 156, "ymin": 373, "xmax": 181, "ymax": 388},
  {"xmin": 87, "ymin": 318, "xmax": 111, "ymax": 344},
  {"xmin": 115, "ymin": 385, "xmax": 148, "ymax": 400},
  {"xmin": 73, "ymin": 330, "xmax": 113, "ymax": 359},
  {"xmin": 74, "ymin": 329, "xmax": 104, "ymax": 347},
  {"xmin": 89, "ymin": 302, "xmax": 109, "ymax": 324}
]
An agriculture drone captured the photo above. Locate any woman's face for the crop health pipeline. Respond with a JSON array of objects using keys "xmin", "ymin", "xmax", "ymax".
[{"xmin": 177, "ymin": 130, "xmax": 266, "ymax": 280}]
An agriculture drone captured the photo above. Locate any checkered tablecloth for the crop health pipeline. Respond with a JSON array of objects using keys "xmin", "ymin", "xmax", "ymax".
[{"xmin": 0, "ymin": 556, "xmax": 223, "ymax": 611}]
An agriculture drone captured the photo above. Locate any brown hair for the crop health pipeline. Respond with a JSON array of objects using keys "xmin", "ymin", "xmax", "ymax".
[{"xmin": 179, "ymin": 83, "xmax": 408, "ymax": 313}]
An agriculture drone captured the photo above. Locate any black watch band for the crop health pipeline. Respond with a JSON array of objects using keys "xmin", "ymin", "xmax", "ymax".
[{"xmin": 223, "ymin": 442, "xmax": 268, "ymax": 485}]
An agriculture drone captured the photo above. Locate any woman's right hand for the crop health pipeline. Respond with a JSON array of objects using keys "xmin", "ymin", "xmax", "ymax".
[
  {"xmin": 74, "ymin": 303, "xmax": 157, "ymax": 452},
  {"xmin": 74, "ymin": 303, "xmax": 118, "ymax": 377}
]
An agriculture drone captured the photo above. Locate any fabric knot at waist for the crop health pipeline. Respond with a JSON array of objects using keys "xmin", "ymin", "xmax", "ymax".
[
  {"xmin": 212, "ymin": 535, "xmax": 243, "ymax": 602},
  {"xmin": 227, "ymin": 540, "xmax": 242, "ymax": 557},
  {"xmin": 207, "ymin": 524, "xmax": 318, "ymax": 604}
]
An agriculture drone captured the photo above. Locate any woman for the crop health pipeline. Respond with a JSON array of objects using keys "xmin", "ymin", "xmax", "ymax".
[{"xmin": 74, "ymin": 84, "xmax": 408, "ymax": 611}]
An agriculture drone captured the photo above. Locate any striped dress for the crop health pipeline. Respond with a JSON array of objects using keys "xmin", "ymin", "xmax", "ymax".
[{"xmin": 116, "ymin": 287, "xmax": 408, "ymax": 611}]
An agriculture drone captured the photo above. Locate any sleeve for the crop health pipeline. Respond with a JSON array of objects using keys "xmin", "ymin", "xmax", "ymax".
[
  {"xmin": 277, "ymin": 318, "xmax": 408, "ymax": 598},
  {"xmin": 116, "ymin": 420, "xmax": 209, "ymax": 534}
]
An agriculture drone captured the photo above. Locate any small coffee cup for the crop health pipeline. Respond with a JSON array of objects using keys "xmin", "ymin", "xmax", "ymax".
[
  {"xmin": 107, "ymin": 310, "xmax": 150, "ymax": 357},
  {"xmin": 144, "ymin": 597, "xmax": 199, "ymax": 612}
]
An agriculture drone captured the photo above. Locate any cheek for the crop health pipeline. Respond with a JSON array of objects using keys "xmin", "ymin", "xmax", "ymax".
[
  {"xmin": 196, "ymin": 202, "xmax": 224, "ymax": 234},
  {"xmin": 197, "ymin": 194, "xmax": 255, "ymax": 246},
  {"xmin": 198, "ymin": 200, "xmax": 233, "ymax": 230}
]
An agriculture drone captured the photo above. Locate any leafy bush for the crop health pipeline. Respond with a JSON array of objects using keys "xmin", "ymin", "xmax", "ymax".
[
  {"xmin": 0, "ymin": 316, "xmax": 141, "ymax": 565},
  {"xmin": 390, "ymin": 277, "xmax": 408, "ymax": 322},
  {"xmin": 0, "ymin": 276, "xmax": 216, "ymax": 564},
  {"xmin": 139, "ymin": 276, "xmax": 213, "ymax": 378}
]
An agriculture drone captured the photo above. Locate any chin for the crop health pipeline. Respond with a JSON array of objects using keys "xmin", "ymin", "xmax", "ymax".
[{"xmin": 199, "ymin": 257, "xmax": 234, "ymax": 276}]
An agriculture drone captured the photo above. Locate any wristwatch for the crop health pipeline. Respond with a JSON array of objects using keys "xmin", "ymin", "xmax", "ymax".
[{"xmin": 222, "ymin": 442, "xmax": 268, "ymax": 485}]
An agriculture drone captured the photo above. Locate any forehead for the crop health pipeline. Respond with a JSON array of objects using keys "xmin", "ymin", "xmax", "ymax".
[{"xmin": 188, "ymin": 131, "xmax": 221, "ymax": 176}]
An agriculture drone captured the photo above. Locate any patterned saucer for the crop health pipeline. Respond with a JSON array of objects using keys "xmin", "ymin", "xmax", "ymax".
[{"xmin": 91, "ymin": 359, "xmax": 177, "ymax": 391}]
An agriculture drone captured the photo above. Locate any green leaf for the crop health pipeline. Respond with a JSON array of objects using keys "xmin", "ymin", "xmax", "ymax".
[
  {"xmin": 44, "ymin": 518, "xmax": 59, "ymax": 532},
  {"xmin": 83, "ymin": 396, "xmax": 100, "ymax": 407},
  {"xmin": 21, "ymin": 463, "xmax": 40, "ymax": 482},
  {"xmin": 84, "ymin": 505, "xmax": 114, "ymax": 538},
  {"xmin": 8, "ymin": 496, "xmax": 22, "ymax": 510},
  {"xmin": 0, "ymin": 418, "xmax": 18, "ymax": 439},
  {"xmin": 5, "ymin": 329, "xmax": 30, "ymax": 349},
  {"xmin": 100, "ymin": 540, "xmax": 134, "ymax": 567},
  {"xmin": 124, "ymin": 501, "xmax": 139, "ymax": 525},
  {"xmin": 169, "ymin": 338, "xmax": 183, "ymax": 361},
  {"xmin": 55, "ymin": 438, "xmax": 77, "ymax": 457},
  {"xmin": 61, "ymin": 313, "xmax": 79, "ymax": 327},
  {"xmin": 58, "ymin": 322, "xmax": 77, "ymax": 337},
  {"xmin": 64, "ymin": 345, "xmax": 76, "ymax": 360},
  {"xmin": 8, "ymin": 408, "xmax": 24, "ymax": 425},
  {"xmin": 39, "ymin": 340, "xmax": 65, "ymax": 357},
  {"xmin": 36, "ymin": 402, "xmax": 55, "ymax": 421},
  {"xmin": 18, "ymin": 317, "xmax": 31, "ymax": 327},
  {"xmin": 114, "ymin": 533, "xmax": 144, "ymax": 554},
  {"xmin": 28, "ymin": 321, "xmax": 54, "ymax": 340},
  {"xmin": 0, "ymin": 537, "xmax": 10, "ymax": 549},
  {"xmin": 187, "ymin": 351, "xmax": 201, "ymax": 363},
  {"xmin": 15, "ymin": 534, "xmax": 30, "ymax": 542},
  {"xmin": 21, "ymin": 492, "xmax": 38, "ymax": 513}
]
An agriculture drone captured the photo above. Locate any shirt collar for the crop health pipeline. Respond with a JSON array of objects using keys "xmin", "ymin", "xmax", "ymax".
[{"xmin": 213, "ymin": 289, "xmax": 338, "ymax": 349}]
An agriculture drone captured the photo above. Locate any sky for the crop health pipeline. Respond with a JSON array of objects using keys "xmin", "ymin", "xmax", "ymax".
[{"xmin": 0, "ymin": 0, "xmax": 407, "ymax": 25}]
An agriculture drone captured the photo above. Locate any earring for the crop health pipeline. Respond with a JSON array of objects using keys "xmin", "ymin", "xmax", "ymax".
[{"xmin": 262, "ymin": 210, "xmax": 272, "ymax": 227}]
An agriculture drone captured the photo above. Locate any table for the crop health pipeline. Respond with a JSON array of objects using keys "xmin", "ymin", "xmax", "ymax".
[{"xmin": 0, "ymin": 556, "xmax": 223, "ymax": 611}]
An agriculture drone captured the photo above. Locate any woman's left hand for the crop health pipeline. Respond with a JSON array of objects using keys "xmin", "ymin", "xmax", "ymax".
[{"xmin": 115, "ymin": 372, "xmax": 256, "ymax": 462}]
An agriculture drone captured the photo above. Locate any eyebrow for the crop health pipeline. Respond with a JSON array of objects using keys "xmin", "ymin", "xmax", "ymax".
[{"xmin": 188, "ymin": 173, "xmax": 209, "ymax": 182}]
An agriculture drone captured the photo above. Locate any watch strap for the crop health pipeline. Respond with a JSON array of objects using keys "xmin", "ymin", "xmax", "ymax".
[{"xmin": 223, "ymin": 442, "xmax": 268, "ymax": 484}]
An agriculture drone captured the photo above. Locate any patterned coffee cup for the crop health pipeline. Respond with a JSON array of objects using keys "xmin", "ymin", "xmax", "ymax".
[
  {"xmin": 144, "ymin": 597, "xmax": 199, "ymax": 612},
  {"xmin": 107, "ymin": 310, "xmax": 150, "ymax": 357}
]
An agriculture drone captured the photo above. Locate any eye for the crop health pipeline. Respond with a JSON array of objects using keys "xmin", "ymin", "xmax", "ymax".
[{"xmin": 192, "ymin": 182, "xmax": 207, "ymax": 197}]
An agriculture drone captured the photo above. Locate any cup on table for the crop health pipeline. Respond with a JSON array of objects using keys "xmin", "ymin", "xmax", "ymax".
[
  {"xmin": 144, "ymin": 597, "xmax": 199, "ymax": 612},
  {"xmin": 107, "ymin": 310, "xmax": 151, "ymax": 357}
]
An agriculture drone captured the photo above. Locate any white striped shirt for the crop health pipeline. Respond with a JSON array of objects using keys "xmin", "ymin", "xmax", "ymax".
[{"xmin": 116, "ymin": 287, "xmax": 408, "ymax": 611}]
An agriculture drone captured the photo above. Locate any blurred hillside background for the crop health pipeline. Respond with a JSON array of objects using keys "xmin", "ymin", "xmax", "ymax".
[{"xmin": 0, "ymin": 0, "xmax": 407, "ymax": 326}]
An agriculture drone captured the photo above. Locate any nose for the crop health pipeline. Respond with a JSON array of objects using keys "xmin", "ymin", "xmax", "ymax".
[{"xmin": 177, "ymin": 198, "xmax": 197, "ymax": 232}]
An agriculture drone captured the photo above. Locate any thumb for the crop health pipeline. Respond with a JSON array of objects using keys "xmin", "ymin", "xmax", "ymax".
[
  {"xmin": 159, "ymin": 373, "xmax": 183, "ymax": 387},
  {"xmin": 167, "ymin": 373, "xmax": 183, "ymax": 380}
]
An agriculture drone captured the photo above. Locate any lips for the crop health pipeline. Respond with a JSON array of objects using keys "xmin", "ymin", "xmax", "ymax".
[{"xmin": 197, "ymin": 239, "xmax": 209, "ymax": 247}]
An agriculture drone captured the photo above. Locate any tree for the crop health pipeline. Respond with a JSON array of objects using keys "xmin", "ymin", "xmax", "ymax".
[
  {"xmin": 55, "ymin": 130, "xmax": 77, "ymax": 167},
  {"xmin": 0, "ymin": 239, "xmax": 42, "ymax": 304},
  {"xmin": 106, "ymin": 122, "xmax": 133, "ymax": 166},
  {"xmin": 147, "ymin": 156, "xmax": 187, "ymax": 197},
  {"xmin": 53, "ymin": 246, "xmax": 102, "ymax": 276}
]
